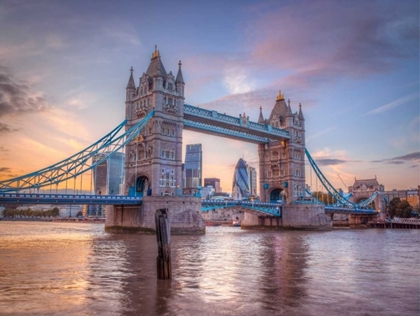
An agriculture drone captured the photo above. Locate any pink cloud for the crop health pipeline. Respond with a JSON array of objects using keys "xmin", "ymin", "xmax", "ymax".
[{"xmin": 247, "ymin": 0, "xmax": 418, "ymax": 79}]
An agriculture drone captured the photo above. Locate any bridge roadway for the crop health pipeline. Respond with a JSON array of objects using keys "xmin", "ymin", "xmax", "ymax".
[
  {"xmin": 0, "ymin": 193, "xmax": 142, "ymax": 205},
  {"xmin": 0, "ymin": 193, "xmax": 377, "ymax": 216}
]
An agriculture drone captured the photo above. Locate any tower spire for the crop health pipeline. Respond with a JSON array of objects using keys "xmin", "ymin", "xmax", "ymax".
[
  {"xmin": 258, "ymin": 106, "xmax": 265, "ymax": 123},
  {"xmin": 176, "ymin": 60, "xmax": 185, "ymax": 84},
  {"xmin": 126, "ymin": 66, "xmax": 136, "ymax": 90},
  {"xmin": 298, "ymin": 102, "xmax": 305, "ymax": 120}
]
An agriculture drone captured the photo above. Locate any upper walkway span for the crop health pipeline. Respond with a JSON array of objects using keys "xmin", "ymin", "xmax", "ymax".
[{"xmin": 183, "ymin": 104, "xmax": 290, "ymax": 143}]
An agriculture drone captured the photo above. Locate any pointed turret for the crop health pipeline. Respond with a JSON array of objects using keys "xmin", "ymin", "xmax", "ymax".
[
  {"xmin": 176, "ymin": 60, "xmax": 185, "ymax": 84},
  {"xmin": 126, "ymin": 66, "xmax": 136, "ymax": 90},
  {"xmin": 269, "ymin": 90, "xmax": 288, "ymax": 121},
  {"xmin": 126, "ymin": 67, "xmax": 136, "ymax": 103},
  {"xmin": 286, "ymin": 100, "xmax": 293, "ymax": 117},
  {"xmin": 258, "ymin": 106, "xmax": 265, "ymax": 123},
  {"xmin": 298, "ymin": 103, "xmax": 305, "ymax": 120},
  {"xmin": 146, "ymin": 45, "xmax": 167, "ymax": 77}
]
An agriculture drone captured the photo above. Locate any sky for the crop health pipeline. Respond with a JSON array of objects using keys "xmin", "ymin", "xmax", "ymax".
[{"xmin": 0, "ymin": 0, "xmax": 419, "ymax": 194}]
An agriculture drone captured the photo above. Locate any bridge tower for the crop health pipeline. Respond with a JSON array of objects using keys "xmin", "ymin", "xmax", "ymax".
[
  {"xmin": 105, "ymin": 47, "xmax": 204, "ymax": 234},
  {"xmin": 124, "ymin": 46, "xmax": 185, "ymax": 197},
  {"xmin": 349, "ymin": 177, "xmax": 386, "ymax": 215},
  {"xmin": 258, "ymin": 91, "xmax": 306, "ymax": 204}
]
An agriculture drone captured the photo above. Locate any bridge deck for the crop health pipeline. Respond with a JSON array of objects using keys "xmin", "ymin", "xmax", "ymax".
[
  {"xmin": 0, "ymin": 194, "xmax": 376, "ymax": 216},
  {"xmin": 0, "ymin": 193, "xmax": 143, "ymax": 205}
]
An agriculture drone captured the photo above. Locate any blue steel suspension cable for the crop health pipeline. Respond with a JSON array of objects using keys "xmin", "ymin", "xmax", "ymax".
[{"xmin": 0, "ymin": 110, "xmax": 154, "ymax": 193}]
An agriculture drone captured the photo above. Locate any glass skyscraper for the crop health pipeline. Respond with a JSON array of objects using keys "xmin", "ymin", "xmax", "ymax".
[
  {"xmin": 232, "ymin": 158, "xmax": 258, "ymax": 200},
  {"xmin": 92, "ymin": 152, "xmax": 125, "ymax": 195},
  {"xmin": 183, "ymin": 144, "xmax": 202, "ymax": 193},
  {"xmin": 232, "ymin": 158, "xmax": 250, "ymax": 200}
]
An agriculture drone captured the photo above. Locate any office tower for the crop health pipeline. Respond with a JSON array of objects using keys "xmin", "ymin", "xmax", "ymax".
[
  {"xmin": 204, "ymin": 178, "xmax": 221, "ymax": 192},
  {"xmin": 247, "ymin": 165, "xmax": 257, "ymax": 196},
  {"xmin": 232, "ymin": 158, "xmax": 250, "ymax": 200},
  {"xmin": 183, "ymin": 144, "xmax": 202, "ymax": 194},
  {"xmin": 93, "ymin": 152, "xmax": 125, "ymax": 195}
]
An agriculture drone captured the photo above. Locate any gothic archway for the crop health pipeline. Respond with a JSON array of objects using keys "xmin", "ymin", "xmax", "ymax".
[
  {"xmin": 136, "ymin": 176, "xmax": 151, "ymax": 197},
  {"xmin": 270, "ymin": 188, "xmax": 283, "ymax": 203}
]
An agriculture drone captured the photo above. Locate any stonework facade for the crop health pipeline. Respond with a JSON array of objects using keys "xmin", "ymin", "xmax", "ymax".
[
  {"xmin": 124, "ymin": 46, "xmax": 185, "ymax": 198},
  {"xmin": 258, "ymin": 92, "xmax": 306, "ymax": 204}
]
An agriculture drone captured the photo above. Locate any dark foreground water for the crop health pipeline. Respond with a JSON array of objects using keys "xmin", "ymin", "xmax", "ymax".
[{"xmin": 0, "ymin": 221, "xmax": 419, "ymax": 316}]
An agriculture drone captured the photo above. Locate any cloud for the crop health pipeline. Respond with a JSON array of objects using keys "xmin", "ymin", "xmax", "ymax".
[
  {"xmin": 246, "ymin": 0, "xmax": 419, "ymax": 84},
  {"xmin": 0, "ymin": 122, "xmax": 19, "ymax": 134},
  {"xmin": 0, "ymin": 65, "xmax": 50, "ymax": 117},
  {"xmin": 371, "ymin": 151, "xmax": 420, "ymax": 164},
  {"xmin": 313, "ymin": 158, "xmax": 362, "ymax": 166},
  {"xmin": 365, "ymin": 93, "xmax": 419, "ymax": 115}
]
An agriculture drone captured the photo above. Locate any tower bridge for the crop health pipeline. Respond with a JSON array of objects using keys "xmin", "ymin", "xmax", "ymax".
[{"xmin": 0, "ymin": 47, "xmax": 381, "ymax": 232}]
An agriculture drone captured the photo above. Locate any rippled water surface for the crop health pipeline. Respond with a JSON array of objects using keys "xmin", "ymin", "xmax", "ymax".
[{"xmin": 0, "ymin": 221, "xmax": 419, "ymax": 315}]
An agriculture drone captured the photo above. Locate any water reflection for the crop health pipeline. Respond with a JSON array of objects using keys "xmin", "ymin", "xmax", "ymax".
[{"xmin": 0, "ymin": 222, "xmax": 419, "ymax": 316}]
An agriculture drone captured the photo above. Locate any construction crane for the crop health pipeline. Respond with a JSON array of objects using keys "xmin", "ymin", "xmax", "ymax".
[{"xmin": 337, "ymin": 174, "xmax": 348, "ymax": 189}]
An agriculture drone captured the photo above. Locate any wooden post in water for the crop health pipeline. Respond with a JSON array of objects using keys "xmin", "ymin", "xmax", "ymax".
[{"xmin": 155, "ymin": 208, "xmax": 171, "ymax": 279}]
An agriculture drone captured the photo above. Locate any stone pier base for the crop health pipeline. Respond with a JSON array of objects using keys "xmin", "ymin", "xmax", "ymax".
[
  {"xmin": 241, "ymin": 204, "xmax": 331, "ymax": 230},
  {"xmin": 241, "ymin": 212, "xmax": 281, "ymax": 230},
  {"xmin": 105, "ymin": 196, "xmax": 205, "ymax": 235},
  {"xmin": 348, "ymin": 213, "xmax": 378, "ymax": 228},
  {"xmin": 282, "ymin": 204, "xmax": 332, "ymax": 230}
]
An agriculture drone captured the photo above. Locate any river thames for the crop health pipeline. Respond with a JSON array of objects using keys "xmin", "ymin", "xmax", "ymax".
[{"xmin": 0, "ymin": 221, "xmax": 418, "ymax": 316}]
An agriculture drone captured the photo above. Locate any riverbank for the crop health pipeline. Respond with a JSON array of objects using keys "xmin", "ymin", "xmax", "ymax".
[{"xmin": 0, "ymin": 217, "xmax": 105, "ymax": 223}]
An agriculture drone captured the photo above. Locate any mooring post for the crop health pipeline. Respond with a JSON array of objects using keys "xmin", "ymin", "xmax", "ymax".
[{"xmin": 155, "ymin": 208, "xmax": 172, "ymax": 279}]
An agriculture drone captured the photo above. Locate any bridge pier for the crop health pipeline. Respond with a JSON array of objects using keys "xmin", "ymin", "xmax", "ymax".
[
  {"xmin": 105, "ymin": 196, "xmax": 205, "ymax": 234},
  {"xmin": 282, "ymin": 204, "xmax": 332, "ymax": 230},
  {"xmin": 348, "ymin": 213, "xmax": 378, "ymax": 228},
  {"xmin": 241, "ymin": 212, "xmax": 281, "ymax": 230},
  {"xmin": 241, "ymin": 204, "xmax": 332, "ymax": 230}
]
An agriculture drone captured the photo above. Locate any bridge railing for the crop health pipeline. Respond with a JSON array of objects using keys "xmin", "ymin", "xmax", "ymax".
[
  {"xmin": 391, "ymin": 218, "xmax": 420, "ymax": 225},
  {"xmin": 201, "ymin": 200, "xmax": 282, "ymax": 217},
  {"xmin": 0, "ymin": 193, "xmax": 142, "ymax": 201}
]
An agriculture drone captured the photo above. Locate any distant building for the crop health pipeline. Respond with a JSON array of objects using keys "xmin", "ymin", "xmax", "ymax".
[
  {"xmin": 247, "ymin": 165, "xmax": 257, "ymax": 196},
  {"xmin": 183, "ymin": 144, "xmax": 202, "ymax": 194},
  {"xmin": 231, "ymin": 158, "xmax": 258, "ymax": 200},
  {"xmin": 348, "ymin": 177, "xmax": 384, "ymax": 204},
  {"xmin": 232, "ymin": 158, "xmax": 250, "ymax": 200},
  {"xmin": 200, "ymin": 186, "xmax": 215, "ymax": 200},
  {"xmin": 383, "ymin": 186, "xmax": 419, "ymax": 208},
  {"xmin": 92, "ymin": 152, "xmax": 125, "ymax": 217},
  {"xmin": 211, "ymin": 192, "xmax": 231, "ymax": 200},
  {"xmin": 204, "ymin": 178, "xmax": 221, "ymax": 192},
  {"xmin": 93, "ymin": 152, "xmax": 125, "ymax": 195}
]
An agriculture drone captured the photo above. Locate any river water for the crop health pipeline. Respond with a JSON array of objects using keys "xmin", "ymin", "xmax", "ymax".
[{"xmin": 0, "ymin": 221, "xmax": 418, "ymax": 316}]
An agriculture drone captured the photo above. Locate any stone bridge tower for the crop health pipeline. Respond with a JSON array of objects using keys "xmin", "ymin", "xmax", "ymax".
[
  {"xmin": 258, "ymin": 91, "xmax": 306, "ymax": 204},
  {"xmin": 349, "ymin": 177, "xmax": 386, "ymax": 214},
  {"xmin": 124, "ymin": 46, "xmax": 185, "ymax": 197},
  {"xmin": 105, "ymin": 47, "xmax": 204, "ymax": 235}
]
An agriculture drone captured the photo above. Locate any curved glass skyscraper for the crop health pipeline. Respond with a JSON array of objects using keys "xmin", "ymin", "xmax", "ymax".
[{"xmin": 232, "ymin": 158, "xmax": 250, "ymax": 200}]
